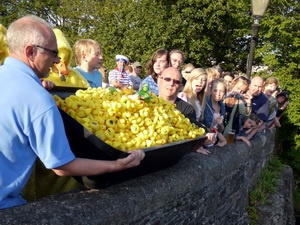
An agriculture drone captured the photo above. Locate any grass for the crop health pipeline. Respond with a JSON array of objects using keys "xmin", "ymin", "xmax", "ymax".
[{"xmin": 247, "ymin": 157, "xmax": 284, "ymax": 225}]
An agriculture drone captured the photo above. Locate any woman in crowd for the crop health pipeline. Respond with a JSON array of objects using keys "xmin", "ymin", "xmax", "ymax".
[
  {"xmin": 181, "ymin": 63, "xmax": 195, "ymax": 82},
  {"xmin": 222, "ymin": 71, "xmax": 235, "ymax": 93},
  {"xmin": 223, "ymin": 76, "xmax": 252, "ymax": 139},
  {"xmin": 205, "ymin": 67, "xmax": 218, "ymax": 96},
  {"xmin": 139, "ymin": 48, "xmax": 169, "ymax": 95},
  {"xmin": 201, "ymin": 78, "xmax": 227, "ymax": 147},
  {"xmin": 178, "ymin": 68, "xmax": 207, "ymax": 121}
]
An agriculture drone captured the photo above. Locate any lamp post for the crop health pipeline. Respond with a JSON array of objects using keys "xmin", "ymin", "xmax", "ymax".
[{"xmin": 246, "ymin": 0, "xmax": 270, "ymax": 78}]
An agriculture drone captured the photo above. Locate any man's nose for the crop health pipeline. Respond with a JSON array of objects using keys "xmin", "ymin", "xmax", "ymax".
[{"xmin": 53, "ymin": 55, "xmax": 60, "ymax": 64}]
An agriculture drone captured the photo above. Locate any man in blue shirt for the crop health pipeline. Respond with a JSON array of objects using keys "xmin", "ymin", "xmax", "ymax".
[
  {"xmin": 0, "ymin": 15, "xmax": 144, "ymax": 210},
  {"xmin": 248, "ymin": 76, "xmax": 270, "ymax": 131}
]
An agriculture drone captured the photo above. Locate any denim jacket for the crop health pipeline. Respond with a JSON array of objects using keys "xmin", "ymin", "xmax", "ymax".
[{"xmin": 202, "ymin": 95, "xmax": 226, "ymax": 129}]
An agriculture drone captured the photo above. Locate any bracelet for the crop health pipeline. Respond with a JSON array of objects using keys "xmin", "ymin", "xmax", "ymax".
[{"xmin": 246, "ymin": 105, "xmax": 251, "ymax": 107}]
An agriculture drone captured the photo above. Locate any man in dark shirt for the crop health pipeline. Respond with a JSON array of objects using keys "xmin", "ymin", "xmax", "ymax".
[
  {"xmin": 248, "ymin": 76, "xmax": 270, "ymax": 131},
  {"xmin": 157, "ymin": 67, "xmax": 215, "ymax": 154}
]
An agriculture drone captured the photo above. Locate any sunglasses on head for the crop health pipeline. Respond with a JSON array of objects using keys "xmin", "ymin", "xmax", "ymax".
[
  {"xmin": 238, "ymin": 76, "xmax": 251, "ymax": 84},
  {"xmin": 160, "ymin": 76, "xmax": 181, "ymax": 85}
]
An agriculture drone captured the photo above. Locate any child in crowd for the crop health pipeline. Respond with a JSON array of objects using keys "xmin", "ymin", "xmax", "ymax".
[
  {"xmin": 178, "ymin": 68, "xmax": 207, "ymax": 121},
  {"xmin": 236, "ymin": 113, "xmax": 261, "ymax": 146},
  {"xmin": 73, "ymin": 39, "xmax": 103, "ymax": 88},
  {"xmin": 270, "ymin": 91, "xmax": 289, "ymax": 129},
  {"xmin": 202, "ymin": 78, "xmax": 227, "ymax": 147},
  {"xmin": 125, "ymin": 65, "xmax": 133, "ymax": 75},
  {"xmin": 262, "ymin": 77, "xmax": 280, "ymax": 128}
]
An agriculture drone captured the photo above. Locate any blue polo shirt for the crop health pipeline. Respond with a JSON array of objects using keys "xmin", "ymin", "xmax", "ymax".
[
  {"xmin": 0, "ymin": 57, "xmax": 75, "ymax": 209},
  {"xmin": 74, "ymin": 67, "xmax": 102, "ymax": 88}
]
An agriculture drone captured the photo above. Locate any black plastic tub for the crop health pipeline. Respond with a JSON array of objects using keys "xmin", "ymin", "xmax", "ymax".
[{"xmin": 51, "ymin": 88, "xmax": 207, "ymax": 189}]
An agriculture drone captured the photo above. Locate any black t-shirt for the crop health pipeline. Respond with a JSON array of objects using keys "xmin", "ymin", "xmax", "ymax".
[{"xmin": 174, "ymin": 97, "xmax": 207, "ymax": 130}]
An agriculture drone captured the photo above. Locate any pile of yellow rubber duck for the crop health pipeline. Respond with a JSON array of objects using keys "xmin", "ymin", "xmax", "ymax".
[{"xmin": 53, "ymin": 87, "xmax": 205, "ymax": 151}]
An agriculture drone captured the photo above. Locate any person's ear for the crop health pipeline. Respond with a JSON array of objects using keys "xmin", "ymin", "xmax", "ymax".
[
  {"xmin": 81, "ymin": 53, "xmax": 87, "ymax": 62},
  {"xmin": 25, "ymin": 45, "xmax": 35, "ymax": 61}
]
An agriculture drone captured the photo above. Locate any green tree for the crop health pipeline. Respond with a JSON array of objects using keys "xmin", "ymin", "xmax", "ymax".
[
  {"xmin": 1, "ymin": 1, "xmax": 299, "ymax": 166},
  {"xmin": 253, "ymin": 0, "xmax": 300, "ymax": 170}
]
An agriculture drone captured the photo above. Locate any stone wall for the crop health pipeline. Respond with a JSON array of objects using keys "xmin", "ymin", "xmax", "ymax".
[{"xmin": 0, "ymin": 131, "xmax": 295, "ymax": 225}]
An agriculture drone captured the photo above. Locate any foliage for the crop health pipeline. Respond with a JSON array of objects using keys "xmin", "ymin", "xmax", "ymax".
[
  {"xmin": 247, "ymin": 157, "xmax": 284, "ymax": 225},
  {"xmin": 0, "ymin": 0, "xmax": 254, "ymax": 70},
  {"xmin": 252, "ymin": 0, "xmax": 300, "ymax": 176}
]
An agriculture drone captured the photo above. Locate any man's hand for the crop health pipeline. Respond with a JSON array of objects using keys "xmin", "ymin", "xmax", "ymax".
[
  {"xmin": 115, "ymin": 150, "xmax": 145, "ymax": 170},
  {"xmin": 41, "ymin": 80, "xmax": 55, "ymax": 90}
]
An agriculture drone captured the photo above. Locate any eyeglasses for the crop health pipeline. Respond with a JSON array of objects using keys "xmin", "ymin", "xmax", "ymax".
[
  {"xmin": 160, "ymin": 76, "xmax": 181, "ymax": 85},
  {"xmin": 238, "ymin": 76, "xmax": 251, "ymax": 84},
  {"xmin": 34, "ymin": 45, "xmax": 59, "ymax": 58}
]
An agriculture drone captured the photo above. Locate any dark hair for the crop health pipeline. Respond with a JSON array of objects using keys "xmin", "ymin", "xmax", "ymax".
[
  {"xmin": 146, "ymin": 48, "xmax": 170, "ymax": 79},
  {"xmin": 276, "ymin": 91, "xmax": 289, "ymax": 101},
  {"xmin": 242, "ymin": 113, "xmax": 260, "ymax": 124},
  {"xmin": 223, "ymin": 71, "xmax": 234, "ymax": 80}
]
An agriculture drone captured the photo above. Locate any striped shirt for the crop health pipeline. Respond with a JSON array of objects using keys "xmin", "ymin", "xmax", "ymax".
[{"xmin": 108, "ymin": 68, "xmax": 132, "ymax": 86}]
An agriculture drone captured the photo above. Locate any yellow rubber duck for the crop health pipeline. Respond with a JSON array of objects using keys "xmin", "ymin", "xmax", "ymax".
[
  {"xmin": 44, "ymin": 29, "xmax": 89, "ymax": 88},
  {"xmin": 0, "ymin": 24, "xmax": 9, "ymax": 65}
]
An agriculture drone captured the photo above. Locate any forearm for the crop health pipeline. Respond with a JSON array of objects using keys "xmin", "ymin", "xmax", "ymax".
[
  {"xmin": 244, "ymin": 101, "xmax": 252, "ymax": 115},
  {"xmin": 52, "ymin": 158, "xmax": 120, "ymax": 177},
  {"xmin": 236, "ymin": 136, "xmax": 244, "ymax": 141},
  {"xmin": 247, "ymin": 128, "xmax": 258, "ymax": 139},
  {"xmin": 217, "ymin": 132, "xmax": 227, "ymax": 143}
]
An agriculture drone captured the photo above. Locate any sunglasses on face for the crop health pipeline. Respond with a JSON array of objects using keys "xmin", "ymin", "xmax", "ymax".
[{"xmin": 160, "ymin": 76, "xmax": 181, "ymax": 85}]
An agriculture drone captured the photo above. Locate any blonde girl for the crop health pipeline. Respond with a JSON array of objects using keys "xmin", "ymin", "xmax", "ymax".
[{"xmin": 178, "ymin": 68, "xmax": 207, "ymax": 121}]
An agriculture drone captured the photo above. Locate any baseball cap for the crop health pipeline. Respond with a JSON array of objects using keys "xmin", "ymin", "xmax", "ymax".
[
  {"xmin": 276, "ymin": 91, "xmax": 289, "ymax": 100},
  {"xmin": 133, "ymin": 62, "xmax": 142, "ymax": 68}
]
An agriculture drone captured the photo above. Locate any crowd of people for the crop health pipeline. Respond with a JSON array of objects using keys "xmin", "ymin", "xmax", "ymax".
[{"xmin": 0, "ymin": 15, "xmax": 289, "ymax": 210}]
